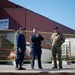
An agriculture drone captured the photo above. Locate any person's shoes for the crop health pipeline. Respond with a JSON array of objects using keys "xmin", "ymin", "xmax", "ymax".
[
  {"xmin": 19, "ymin": 67, "xmax": 26, "ymax": 70},
  {"xmin": 39, "ymin": 67, "xmax": 43, "ymax": 69},
  {"xmin": 59, "ymin": 67, "xmax": 63, "ymax": 69},
  {"xmin": 52, "ymin": 66, "xmax": 57, "ymax": 69},
  {"xmin": 15, "ymin": 67, "xmax": 19, "ymax": 70},
  {"xmin": 31, "ymin": 67, "xmax": 34, "ymax": 69}
]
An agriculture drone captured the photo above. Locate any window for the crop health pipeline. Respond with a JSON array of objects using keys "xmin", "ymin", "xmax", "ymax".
[{"xmin": 46, "ymin": 39, "xmax": 51, "ymax": 44}]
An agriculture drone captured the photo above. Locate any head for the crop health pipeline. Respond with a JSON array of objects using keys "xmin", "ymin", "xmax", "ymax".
[
  {"xmin": 33, "ymin": 28, "xmax": 38, "ymax": 34},
  {"xmin": 54, "ymin": 27, "xmax": 59, "ymax": 33},
  {"xmin": 18, "ymin": 27, "xmax": 25, "ymax": 34}
]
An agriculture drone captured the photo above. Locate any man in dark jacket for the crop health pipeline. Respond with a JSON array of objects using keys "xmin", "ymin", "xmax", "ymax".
[
  {"xmin": 16, "ymin": 27, "xmax": 26, "ymax": 70},
  {"xmin": 30, "ymin": 28, "xmax": 44, "ymax": 69}
]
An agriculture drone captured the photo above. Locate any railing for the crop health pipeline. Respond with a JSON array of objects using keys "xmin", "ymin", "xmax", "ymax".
[{"xmin": 0, "ymin": 29, "xmax": 75, "ymax": 63}]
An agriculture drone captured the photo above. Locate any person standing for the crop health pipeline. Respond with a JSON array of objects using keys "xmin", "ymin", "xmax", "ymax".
[
  {"xmin": 16, "ymin": 27, "xmax": 26, "ymax": 70},
  {"xmin": 30, "ymin": 28, "xmax": 44, "ymax": 69},
  {"xmin": 51, "ymin": 27, "xmax": 65, "ymax": 69}
]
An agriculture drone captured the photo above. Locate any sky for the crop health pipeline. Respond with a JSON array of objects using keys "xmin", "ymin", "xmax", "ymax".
[{"xmin": 9, "ymin": 0, "xmax": 75, "ymax": 30}]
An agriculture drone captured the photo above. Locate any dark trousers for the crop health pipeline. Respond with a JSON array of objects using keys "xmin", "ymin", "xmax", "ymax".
[
  {"xmin": 16, "ymin": 52, "xmax": 24, "ymax": 68},
  {"xmin": 52, "ymin": 46, "xmax": 62, "ymax": 68},
  {"xmin": 31, "ymin": 46, "xmax": 42, "ymax": 68}
]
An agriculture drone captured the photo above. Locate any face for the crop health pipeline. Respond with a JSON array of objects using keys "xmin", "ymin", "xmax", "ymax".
[
  {"xmin": 54, "ymin": 29, "xmax": 59, "ymax": 33},
  {"xmin": 20, "ymin": 30, "xmax": 24, "ymax": 34},
  {"xmin": 33, "ymin": 28, "xmax": 37, "ymax": 34}
]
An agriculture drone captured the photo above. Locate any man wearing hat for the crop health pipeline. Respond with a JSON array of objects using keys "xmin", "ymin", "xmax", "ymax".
[
  {"xmin": 51, "ymin": 27, "xmax": 65, "ymax": 69},
  {"xmin": 16, "ymin": 27, "xmax": 26, "ymax": 70}
]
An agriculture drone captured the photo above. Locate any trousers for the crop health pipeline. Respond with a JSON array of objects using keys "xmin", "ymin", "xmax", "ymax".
[
  {"xmin": 52, "ymin": 46, "xmax": 62, "ymax": 68},
  {"xmin": 31, "ymin": 46, "xmax": 42, "ymax": 68}
]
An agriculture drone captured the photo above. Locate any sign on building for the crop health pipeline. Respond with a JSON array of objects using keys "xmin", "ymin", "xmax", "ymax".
[{"xmin": 0, "ymin": 19, "xmax": 9, "ymax": 30}]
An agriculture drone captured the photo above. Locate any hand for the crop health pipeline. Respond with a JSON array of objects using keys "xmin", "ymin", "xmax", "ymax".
[
  {"xmin": 51, "ymin": 45, "xmax": 53, "ymax": 47},
  {"xmin": 51, "ymin": 44, "xmax": 54, "ymax": 47},
  {"xmin": 18, "ymin": 48, "xmax": 21, "ymax": 52},
  {"xmin": 36, "ymin": 34, "xmax": 39, "ymax": 37}
]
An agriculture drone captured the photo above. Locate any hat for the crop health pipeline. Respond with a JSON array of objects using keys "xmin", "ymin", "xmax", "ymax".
[
  {"xmin": 54, "ymin": 27, "xmax": 58, "ymax": 30},
  {"xmin": 19, "ymin": 27, "xmax": 25, "ymax": 31}
]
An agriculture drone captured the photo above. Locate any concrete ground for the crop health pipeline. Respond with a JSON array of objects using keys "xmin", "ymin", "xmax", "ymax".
[{"xmin": 0, "ymin": 63, "xmax": 75, "ymax": 72}]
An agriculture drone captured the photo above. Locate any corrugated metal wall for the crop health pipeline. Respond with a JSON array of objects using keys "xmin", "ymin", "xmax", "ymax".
[
  {"xmin": 26, "ymin": 10, "xmax": 53, "ymax": 32},
  {"xmin": 0, "ymin": 0, "xmax": 75, "ymax": 49},
  {"xmin": 0, "ymin": 0, "xmax": 75, "ymax": 34},
  {"xmin": 26, "ymin": 10, "xmax": 75, "ymax": 34},
  {"xmin": 26, "ymin": 31, "xmax": 52, "ymax": 49},
  {"xmin": 0, "ymin": 8, "xmax": 26, "ymax": 30}
]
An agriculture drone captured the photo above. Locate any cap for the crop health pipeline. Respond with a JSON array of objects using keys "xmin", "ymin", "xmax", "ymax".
[
  {"xmin": 54, "ymin": 27, "xmax": 58, "ymax": 30},
  {"xmin": 19, "ymin": 27, "xmax": 25, "ymax": 31}
]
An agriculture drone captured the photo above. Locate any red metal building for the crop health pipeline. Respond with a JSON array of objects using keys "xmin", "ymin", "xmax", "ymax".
[
  {"xmin": 0, "ymin": 0, "xmax": 75, "ymax": 49},
  {"xmin": 0, "ymin": 0, "xmax": 75, "ymax": 34}
]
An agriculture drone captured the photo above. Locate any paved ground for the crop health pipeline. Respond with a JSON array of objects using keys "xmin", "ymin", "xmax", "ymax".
[{"xmin": 0, "ymin": 63, "xmax": 75, "ymax": 73}]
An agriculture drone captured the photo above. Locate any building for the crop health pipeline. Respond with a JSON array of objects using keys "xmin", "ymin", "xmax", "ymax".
[{"xmin": 0, "ymin": 0, "xmax": 75, "ymax": 49}]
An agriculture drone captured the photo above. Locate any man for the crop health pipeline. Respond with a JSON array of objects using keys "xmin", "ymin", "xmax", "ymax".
[
  {"xmin": 51, "ymin": 27, "xmax": 65, "ymax": 69},
  {"xmin": 16, "ymin": 27, "xmax": 26, "ymax": 70},
  {"xmin": 30, "ymin": 28, "xmax": 44, "ymax": 69}
]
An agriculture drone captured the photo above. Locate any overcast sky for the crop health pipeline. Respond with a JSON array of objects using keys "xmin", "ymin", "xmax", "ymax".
[{"xmin": 9, "ymin": 0, "xmax": 75, "ymax": 30}]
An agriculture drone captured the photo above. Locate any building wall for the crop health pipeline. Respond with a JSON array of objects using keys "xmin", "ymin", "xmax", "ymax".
[
  {"xmin": 26, "ymin": 31, "xmax": 75, "ymax": 49},
  {"xmin": 26, "ymin": 31, "xmax": 52, "ymax": 49},
  {"xmin": 0, "ymin": 8, "xmax": 26, "ymax": 30},
  {"xmin": 0, "ymin": 0, "xmax": 75, "ymax": 49},
  {"xmin": 0, "ymin": 0, "xmax": 75, "ymax": 34},
  {"xmin": 26, "ymin": 10, "xmax": 75, "ymax": 34}
]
